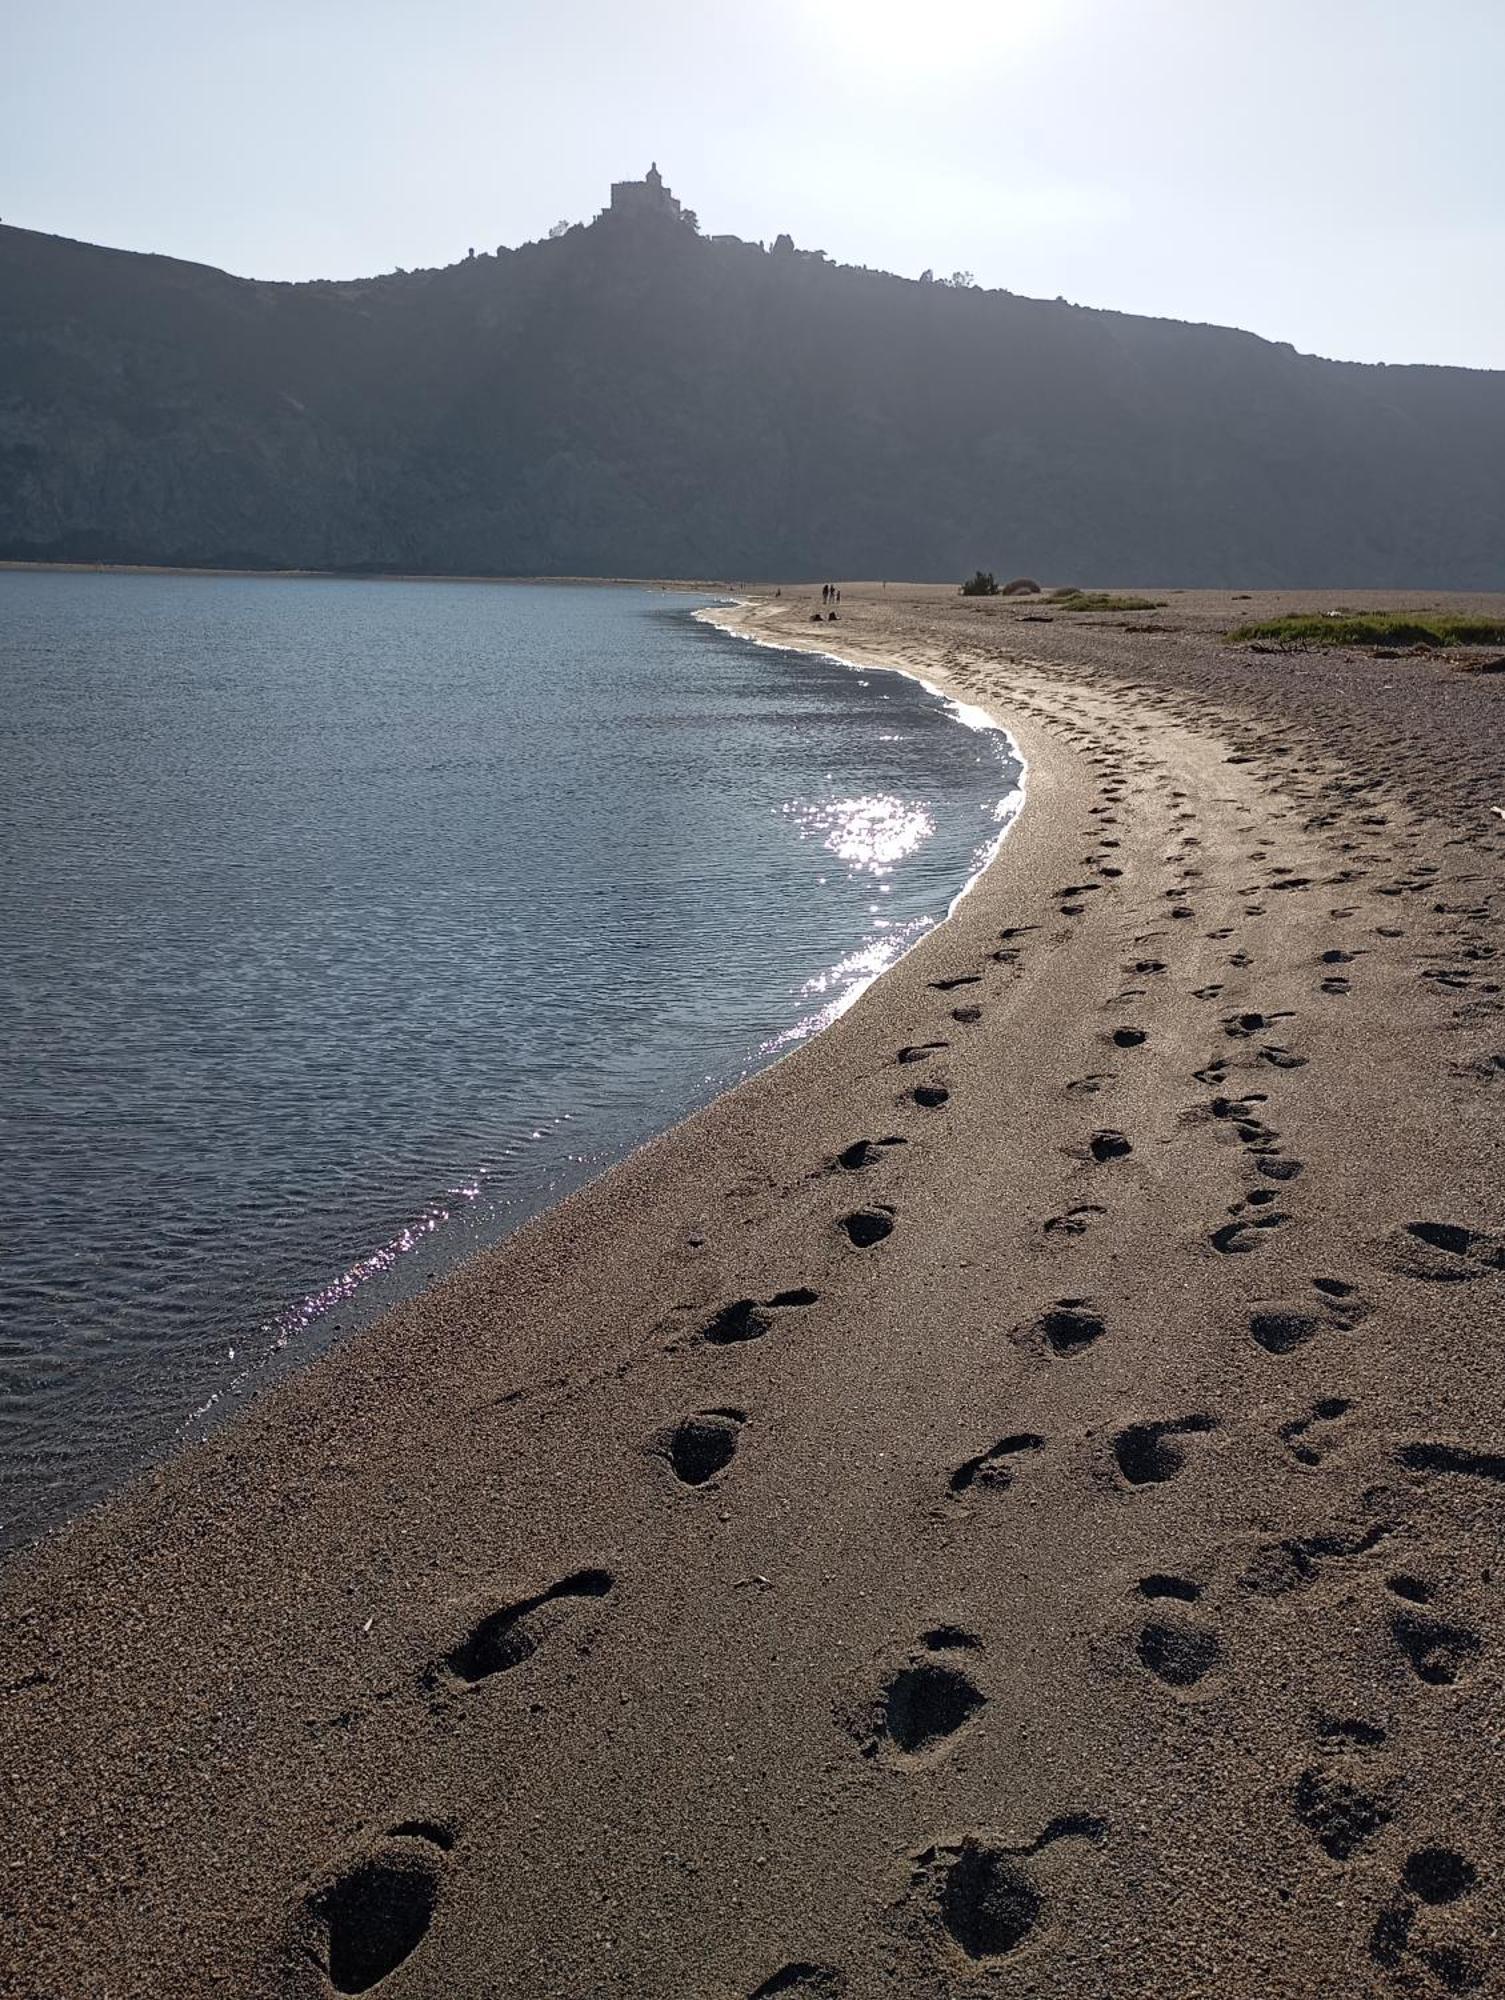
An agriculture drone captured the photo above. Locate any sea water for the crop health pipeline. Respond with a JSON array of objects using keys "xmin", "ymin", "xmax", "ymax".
[{"xmin": 0, "ymin": 573, "xmax": 1020, "ymax": 1549}]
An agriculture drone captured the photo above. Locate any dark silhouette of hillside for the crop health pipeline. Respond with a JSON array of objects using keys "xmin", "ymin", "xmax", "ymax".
[{"xmin": 3, "ymin": 205, "xmax": 1503, "ymax": 584}]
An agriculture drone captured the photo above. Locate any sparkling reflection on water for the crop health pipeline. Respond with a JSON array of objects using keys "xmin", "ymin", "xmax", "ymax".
[
  {"xmin": 0, "ymin": 576, "xmax": 1021, "ymax": 1550},
  {"xmin": 783, "ymin": 791, "xmax": 937, "ymax": 872}
]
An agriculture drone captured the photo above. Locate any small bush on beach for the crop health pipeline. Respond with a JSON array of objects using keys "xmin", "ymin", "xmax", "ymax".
[
  {"xmin": 960, "ymin": 570, "xmax": 999, "ymax": 596},
  {"xmin": 1050, "ymin": 591, "xmax": 1166, "ymax": 613},
  {"xmin": 1229, "ymin": 611, "xmax": 1505, "ymax": 650}
]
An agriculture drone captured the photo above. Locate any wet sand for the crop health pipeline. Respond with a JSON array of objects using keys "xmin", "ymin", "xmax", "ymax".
[{"xmin": 3, "ymin": 582, "xmax": 1504, "ymax": 1999}]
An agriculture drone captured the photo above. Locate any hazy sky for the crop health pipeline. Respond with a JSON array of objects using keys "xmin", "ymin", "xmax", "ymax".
[{"xmin": 6, "ymin": 0, "xmax": 1504, "ymax": 369}]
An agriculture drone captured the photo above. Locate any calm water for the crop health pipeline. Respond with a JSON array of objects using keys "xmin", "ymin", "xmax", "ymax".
[{"xmin": 0, "ymin": 574, "xmax": 1020, "ymax": 1550}]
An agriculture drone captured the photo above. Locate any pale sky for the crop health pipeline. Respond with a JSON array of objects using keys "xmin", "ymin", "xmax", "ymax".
[{"xmin": 5, "ymin": 0, "xmax": 1504, "ymax": 369}]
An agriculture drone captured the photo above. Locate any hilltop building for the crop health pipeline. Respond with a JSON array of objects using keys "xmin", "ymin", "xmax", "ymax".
[{"xmin": 606, "ymin": 163, "xmax": 691, "ymax": 225}]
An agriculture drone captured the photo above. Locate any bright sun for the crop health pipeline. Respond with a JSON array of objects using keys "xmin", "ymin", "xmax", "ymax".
[{"xmin": 807, "ymin": 0, "xmax": 1071, "ymax": 74}]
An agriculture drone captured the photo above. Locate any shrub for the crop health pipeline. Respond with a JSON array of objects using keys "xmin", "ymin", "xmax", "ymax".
[
  {"xmin": 1229, "ymin": 611, "xmax": 1505, "ymax": 650},
  {"xmin": 1051, "ymin": 591, "xmax": 1166, "ymax": 613},
  {"xmin": 961, "ymin": 570, "xmax": 999, "ymax": 596}
]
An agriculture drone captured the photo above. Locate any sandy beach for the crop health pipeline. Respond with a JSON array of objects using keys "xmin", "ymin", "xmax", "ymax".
[{"xmin": 4, "ymin": 581, "xmax": 1504, "ymax": 1999}]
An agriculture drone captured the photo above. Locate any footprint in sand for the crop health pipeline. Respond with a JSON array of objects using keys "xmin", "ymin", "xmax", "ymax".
[
  {"xmin": 1208, "ymin": 1092, "xmax": 1269, "ymax": 1126},
  {"xmin": 1451, "ymin": 1051, "xmax": 1505, "ymax": 1089},
  {"xmin": 1113, "ymin": 1415, "xmax": 1217, "ymax": 1486},
  {"xmin": 1250, "ymin": 1280, "xmax": 1366, "ymax": 1356},
  {"xmin": 1135, "ymin": 1618, "xmax": 1222, "ymax": 1688},
  {"xmin": 1370, "ymin": 1847, "xmax": 1483, "ymax": 1991},
  {"xmin": 1291, "ymin": 1719, "xmax": 1393, "ymax": 1862},
  {"xmin": 1055, "ymin": 882, "xmax": 1102, "ymax": 914},
  {"xmin": 1248, "ymin": 1306, "xmax": 1323, "ymax": 1354},
  {"xmin": 1387, "ymin": 1572, "xmax": 1438, "ymax": 1606},
  {"xmin": 655, "ymin": 1408, "xmax": 746, "ymax": 1487},
  {"xmin": 912, "ymin": 1816, "xmax": 1108, "ymax": 1961},
  {"xmin": 1087, "ymin": 1129, "xmax": 1132, "ymax": 1162},
  {"xmin": 1043, "ymin": 1203, "xmax": 1107, "ymax": 1238},
  {"xmin": 292, "ymin": 1822, "xmax": 453, "ymax": 1994},
  {"xmin": 1259, "ymin": 1044, "xmax": 1308, "ymax": 1071},
  {"xmin": 1397, "ymin": 1440, "xmax": 1505, "ymax": 1485},
  {"xmin": 1402, "ymin": 1848, "xmax": 1479, "ymax": 1906},
  {"xmin": 1280, "ymin": 1397, "xmax": 1354, "ymax": 1465},
  {"xmin": 1385, "ymin": 1220, "xmax": 1505, "ymax": 1284},
  {"xmin": 832, "ymin": 1136, "xmax": 906, "ymax": 1172},
  {"xmin": 949, "ymin": 1433, "xmax": 1045, "ymax": 1495},
  {"xmin": 858, "ymin": 1631, "xmax": 987, "ymax": 1762},
  {"xmin": 1015, "ymin": 1300, "xmax": 1106, "ymax": 1359},
  {"xmin": 839, "ymin": 1206, "xmax": 895, "ymax": 1248},
  {"xmin": 433, "ymin": 1569, "xmax": 613, "ymax": 1687},
  {"xmin": 699, "ymin": 1289, "xmax": 819, "ymax": 1346},
  {"xmin": 1389, "ymin": 1607, "xmax": 1481, "ymax": 1687},
  {"xmin": 1210, "ymin": 1213, "xmax": 1290, "ymax": 1255},
  {"xmin": 748, "ymin": 1967, "xmax": 847, "ymax": 1997},
  {"xmin": 1240, "ymin": 1507, "xmax": 1395, "ymax": 1599},
  {"xmin": 1137, "ymin": 1574, "xmax": 1202, "ymax": 1603},
  {"xmin": 1065, "ymin": 1073, "xmax": 1114, "ymax": 1096}
]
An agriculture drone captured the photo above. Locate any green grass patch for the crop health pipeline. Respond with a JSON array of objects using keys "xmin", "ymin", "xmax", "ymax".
[
  {"xmin": 1230, "ymin": 611, "xmax": 1505, "ymax": 650},
  {"xmin": 1049, "ymin": 591, "xmax": 1166, "ymax": 613}
]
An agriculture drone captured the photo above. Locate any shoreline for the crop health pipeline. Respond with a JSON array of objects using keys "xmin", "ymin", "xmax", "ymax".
[
  {"xmin": 695, "ymin": 595, "xmax": 1025, "ymax": 740},
  {"xmin": 198, "ymin": 601, "xmax": 1031, "ymax": 1520},
  {"xmin": 4, "ymin": 583, "xmax": 1503, "ymax": 1998},
  {"xmin": 0, "ymin": 559, "xmax": 738, "ymax": 590},
  {"xmin": 1, "ymin": 591, "xmax": 1024, "ymax": 1560},
  {"xmin": 695, "ymin": 596, "xmax": 1030, "ymax": 920}
]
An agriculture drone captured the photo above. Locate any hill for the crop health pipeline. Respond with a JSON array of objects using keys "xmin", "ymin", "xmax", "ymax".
[{"xmin": 3, "ymin": 201, "xmax": 1503, "ymax": 584}]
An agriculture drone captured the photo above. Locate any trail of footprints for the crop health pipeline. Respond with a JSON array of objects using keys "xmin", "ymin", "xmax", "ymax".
[
  {"xmin": 281, "ymin": 688, "xmax": 1504, "ymax": 1992},
  {"xmin": 299, "ymin": 1573, "xmax": 624, "ymax": 1990}
]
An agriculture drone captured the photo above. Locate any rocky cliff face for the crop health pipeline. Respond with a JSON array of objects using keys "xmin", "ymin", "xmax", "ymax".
[{"xmin": 3, "ymin": 213, "xmax": 1503, "ymax": 584}]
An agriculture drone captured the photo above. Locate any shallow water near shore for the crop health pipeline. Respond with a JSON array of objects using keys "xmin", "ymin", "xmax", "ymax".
[{"xmin": 0, "ymin": 573, "xmax": 1020, "ymax": 1550}]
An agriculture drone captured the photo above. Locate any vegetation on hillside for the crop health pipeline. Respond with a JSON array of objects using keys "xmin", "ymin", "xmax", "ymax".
[
  {"xmin": 4, "ymin": 208, "xmax": 1505, "ymax": 581},
  {"xmin": 1230, "ymin": 612, "xmax": 1505, "ymax": 649}
]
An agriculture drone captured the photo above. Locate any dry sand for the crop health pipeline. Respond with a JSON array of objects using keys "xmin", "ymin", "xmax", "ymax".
[{"xmin": 3, "ymin": 582, "xmax": 1504, "ymax": 1999}]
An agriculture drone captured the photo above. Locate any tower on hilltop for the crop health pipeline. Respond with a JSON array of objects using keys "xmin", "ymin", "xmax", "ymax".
[{"xmin": 605, "ymin": 163, "xmax": 691, "ymax": 225}]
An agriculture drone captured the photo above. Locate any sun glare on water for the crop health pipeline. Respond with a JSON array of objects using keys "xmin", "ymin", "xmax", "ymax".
[{"xmin": 782, "ymin": 793, "xmax": 936, "ymax": 875}]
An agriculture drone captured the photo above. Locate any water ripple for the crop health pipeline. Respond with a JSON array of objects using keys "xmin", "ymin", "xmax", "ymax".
[{"xmin": 0, "ymin": 575, "xmax": 1020, "ymax": 1549}]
